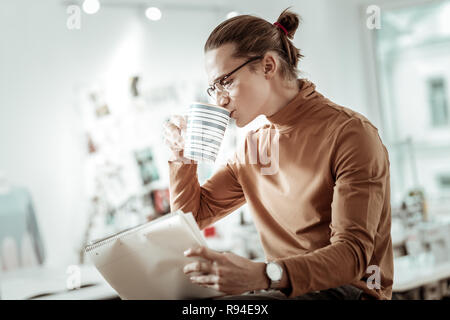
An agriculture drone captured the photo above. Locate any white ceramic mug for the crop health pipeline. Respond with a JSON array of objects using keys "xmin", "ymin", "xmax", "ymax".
[{"xmin": 184, "ymin": 102, "xmax": 231, "ymax": 163}]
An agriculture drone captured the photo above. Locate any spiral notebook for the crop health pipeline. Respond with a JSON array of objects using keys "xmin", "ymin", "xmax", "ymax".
[{"xmin": 84, "ymin": 210, "xmax": 224, "ymax": 300}]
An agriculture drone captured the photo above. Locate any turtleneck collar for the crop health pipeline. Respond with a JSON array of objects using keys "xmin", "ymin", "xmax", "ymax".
[{"xmin": 266, "ymin": 78, "xmax": 319, "ymax": 133}]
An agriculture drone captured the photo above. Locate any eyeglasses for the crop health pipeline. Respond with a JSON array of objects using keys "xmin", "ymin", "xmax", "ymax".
[{"xmin": 207, "ymin": 56, "xmax": 264, "ymax": 97}]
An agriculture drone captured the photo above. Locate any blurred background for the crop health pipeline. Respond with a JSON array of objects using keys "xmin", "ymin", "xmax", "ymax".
[{"xmin": 1, "ymin": 0, "xmax": 450, "ymax": 300}]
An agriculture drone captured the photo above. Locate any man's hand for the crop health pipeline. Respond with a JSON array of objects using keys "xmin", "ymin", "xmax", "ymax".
[{"xmin": 183, "ymin": 246, "xmax": 269, "ymax": 295}]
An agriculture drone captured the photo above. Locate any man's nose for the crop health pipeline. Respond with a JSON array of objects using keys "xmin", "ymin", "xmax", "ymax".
[{"xmin": 216, "ymin": 92, "xmax": 230, "ymax": 110}]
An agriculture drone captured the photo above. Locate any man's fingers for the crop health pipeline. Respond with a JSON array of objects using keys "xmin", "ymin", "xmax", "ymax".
[
  {"xmin": 182, "ymin": 115, "xmax": 188, "ymax": 130},
  {"xmin": 164, "ymin": 138, "xmax": 182, "ymax": 151},
  {"xmin": 164, "ymin": 122, "xmax": 181, "ymax": 134},
  {"xmin": 183, "ymin": 261, "xmax": 212, "ymax": 275},
  {"xmin": 202, "ymin": 284, "xmax": 221, "ymax": 292},
  {"xmin": 184, "ymin": 246, "xmax": 224, "ymax": 262},
  {"xmin": 163, "ymin": 120, "xmax": 185, "ymax": 150},
  {"xmin": 171, "ymin": 114, "xmax": 187, "ymax": 130},
  {"xmin": 190, "ymin": 275, "xmax": 220, "ymax": 285}
]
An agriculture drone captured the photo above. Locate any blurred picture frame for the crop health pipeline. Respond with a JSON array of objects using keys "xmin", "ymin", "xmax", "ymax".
[
  {"xmin": 134, "ymin": 147, "xmax": 160, "ymax": 186},
  {"xmin": 150, "ymin": 188, "xmax": 171, "ymax": 216}
]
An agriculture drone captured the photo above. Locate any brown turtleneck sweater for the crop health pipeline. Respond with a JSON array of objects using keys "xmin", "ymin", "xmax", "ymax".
[{"xmin": 168, "ymin": 79, "xmax": 394, "ymax": 300}]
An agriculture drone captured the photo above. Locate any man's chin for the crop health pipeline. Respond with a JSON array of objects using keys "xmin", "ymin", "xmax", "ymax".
[
  {"xmin": 231, "ymin": 115, "xmax": 253, "ymax": 128},
  {"xmin": 235, "ymin": 120, "xmax": 245, "ymax": 128}
]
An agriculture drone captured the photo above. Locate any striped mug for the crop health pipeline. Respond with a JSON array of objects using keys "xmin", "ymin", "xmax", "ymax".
[{"xmin": 184, "ymin": 102, "xmax": 231, "ymax": 163}]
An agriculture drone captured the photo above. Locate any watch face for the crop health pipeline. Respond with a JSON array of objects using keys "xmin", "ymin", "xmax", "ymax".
[{"xmin": 266, "ymin": 262, "xmax": 282, "ymax": 281}]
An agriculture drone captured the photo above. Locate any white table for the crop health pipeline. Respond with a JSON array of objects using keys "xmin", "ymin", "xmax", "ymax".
[
  {"xmin": 3, "ymin": 256, "xmax": 449, "ymax": 299},
  {"xmin": 0, "ymin": 264, "xmax": 118, "ymax": 300},
  {"xmin": 393, "ymin": 253, "xmax": 450, "ymax": 292}
]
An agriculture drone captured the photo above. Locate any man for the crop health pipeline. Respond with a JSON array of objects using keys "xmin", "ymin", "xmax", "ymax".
[{"xmin": 164, "ymin": 11, "xmax": 393, "ymax": 300}]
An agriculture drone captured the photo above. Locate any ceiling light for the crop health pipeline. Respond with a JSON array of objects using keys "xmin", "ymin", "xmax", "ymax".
[
  {"xmin": 146, "ymin": 7, "xmax": 162, "ymax": 21},
  {"xmin": 226, "ymin": 11, "xmax": 239, "ymax": 19},
  {"xmin": 82, "ymin": 0, "xmax": 100, "ymax": 15}
]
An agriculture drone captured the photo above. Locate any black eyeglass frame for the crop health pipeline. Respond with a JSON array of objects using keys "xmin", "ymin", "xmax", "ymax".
[{"xmin": 207, "ymin": 56, "xmax": 264, "ymax": 97}]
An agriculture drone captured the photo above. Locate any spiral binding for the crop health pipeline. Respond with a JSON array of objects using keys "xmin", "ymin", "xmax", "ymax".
[
  {"xmin": 84, "ymin": 211, "xmax": 189, "ymax": 253},
  {"xmin": 84, "ymin": 223, "xmax": 149, "ymax": 253}
]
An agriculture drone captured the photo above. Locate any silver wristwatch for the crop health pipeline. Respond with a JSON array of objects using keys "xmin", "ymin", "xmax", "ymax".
[{"xmin": 265, "ymin": 261, "xmax": 283, "ymax": 289}]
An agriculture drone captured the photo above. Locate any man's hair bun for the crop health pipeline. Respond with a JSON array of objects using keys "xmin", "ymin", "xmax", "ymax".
[
  {"xmin": 205, "ymin": 7, "xmax": 304, "ymax": 81},
  {"xmin": 276, "ymin": 7, "xmax": 301, "ymax": 40}
]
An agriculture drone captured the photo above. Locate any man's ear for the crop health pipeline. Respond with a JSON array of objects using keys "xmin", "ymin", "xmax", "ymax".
[{"xmin": 262, "ymin": 52, "xmax": 277, "ymax": 79}]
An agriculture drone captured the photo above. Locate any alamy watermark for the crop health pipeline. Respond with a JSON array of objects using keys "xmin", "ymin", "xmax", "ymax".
[
  {"xmin": 172, "ymin": 128, "xmax": 280, "ymax": 176},
  {"xmin": 66, "ymin": 264, "xmax": 81, "ymax": 290},
  {"xmin": 366, "ymin": 265, "xmax": 381, "ymax": 290},
  {"xmin": 366, "ymin": 5, "xmax": 381, "ymax": 30},
  {"xmin": 241, "ymin": 128, "xmax": 280, "ymax": 176},
  {"xmin": 66, "ymin": 5, "xmax": 81, "ymax": 30}
]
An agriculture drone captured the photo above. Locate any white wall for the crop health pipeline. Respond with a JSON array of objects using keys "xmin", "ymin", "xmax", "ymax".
[
  {"xmin": 0, "ymin": 0, "xmax": 380, "ymax": 267},
  {"xmin": 0, "ymin": 0, "xmax": 219, "ymax": 267}
]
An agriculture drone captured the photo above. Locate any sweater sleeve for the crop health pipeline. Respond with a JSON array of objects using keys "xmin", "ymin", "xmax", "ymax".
[
  {"xmin": 275, "ymin": 119, "xmax": 390, "ymax": 298},
  {"xmin": 168, "ymin": 154, "xmax": 246, "ymax": 230}
]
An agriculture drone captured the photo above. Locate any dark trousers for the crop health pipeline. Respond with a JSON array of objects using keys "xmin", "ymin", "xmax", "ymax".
[{"xmin": 214, "ymin": 284, "xmax": 366, "ymax": 300}]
